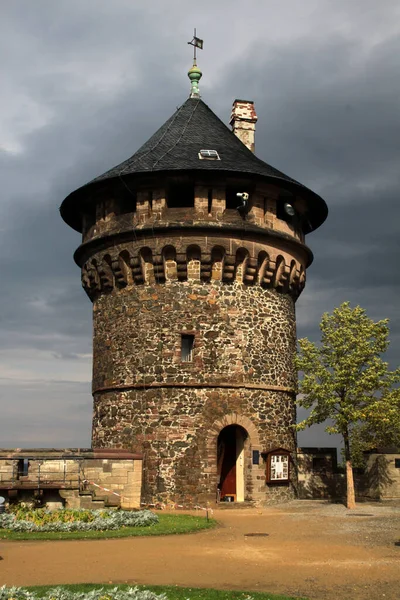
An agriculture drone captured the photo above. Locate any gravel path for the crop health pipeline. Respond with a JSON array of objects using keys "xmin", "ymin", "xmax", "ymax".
[{"xmin": 1, "ymin": 501, "xmax": 399, "ymax": 600}]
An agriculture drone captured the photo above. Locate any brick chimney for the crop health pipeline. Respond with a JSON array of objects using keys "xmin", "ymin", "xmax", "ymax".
[{"xmin": 230, "ymin": 99, "xmax": 258, "ymax": 153}]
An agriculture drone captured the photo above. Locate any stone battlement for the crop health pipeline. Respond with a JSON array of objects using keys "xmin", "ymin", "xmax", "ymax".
[{"xmin": 81, "ymin": 238, "xmax": 306, "ymax": 300}]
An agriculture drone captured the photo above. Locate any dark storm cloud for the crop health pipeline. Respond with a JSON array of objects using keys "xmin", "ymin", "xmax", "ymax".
[
  {"xmin": 0, "ymin": 1, "xmax": 191, "ymax": 445},
  {"xmin": 207, "ymin": 26, "xmax": 400, "ymax": 371},
  {"xmin": 0, "ymin": 0, "xmax": 399, "ymax": 447}
]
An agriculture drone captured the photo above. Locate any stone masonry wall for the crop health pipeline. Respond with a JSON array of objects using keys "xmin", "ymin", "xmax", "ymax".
[
  {"xmin": 93, "ymin": 388, "xmax": 297, "ymax": 505},
  {"xmin": 92, "ymin": 283, "xmax": 296, "ymax": 390},
  {"xmin": 92, "ymin": 282, "xmax": 298, "ymax": 504}
]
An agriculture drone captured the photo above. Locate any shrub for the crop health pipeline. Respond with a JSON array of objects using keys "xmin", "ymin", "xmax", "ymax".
[{"xmin": 0, "ymin": 509, "xmax": 158, "ymax": 532}]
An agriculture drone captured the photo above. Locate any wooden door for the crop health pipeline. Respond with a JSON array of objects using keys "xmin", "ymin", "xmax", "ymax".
[{"xmin": 219, "ymin": 426, "xmax": 237, "ymax": 498}]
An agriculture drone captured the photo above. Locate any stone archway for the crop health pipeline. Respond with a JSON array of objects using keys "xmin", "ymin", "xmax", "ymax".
[{"xmin": 207, "ymin": 413, "xmax": 261, "ymax": 503}]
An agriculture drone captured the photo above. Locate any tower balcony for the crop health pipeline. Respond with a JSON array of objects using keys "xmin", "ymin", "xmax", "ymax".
[{"xmin": 79, "ymin": 178, "xmax": 306, "ymax": 245}]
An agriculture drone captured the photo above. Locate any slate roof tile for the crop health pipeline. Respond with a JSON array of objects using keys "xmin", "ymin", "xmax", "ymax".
[{"xmin": 90, "ymin": 98, "xmax": 299, "ymax": 184}]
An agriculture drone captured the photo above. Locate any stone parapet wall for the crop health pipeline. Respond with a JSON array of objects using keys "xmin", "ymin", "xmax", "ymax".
[
  {"xmin": 81, "ymin": 181, "xmax": 305, "ymax": 245},
  {"xmin": 0, "ymin": 449, "xmax": 143, "ymax": 510}
]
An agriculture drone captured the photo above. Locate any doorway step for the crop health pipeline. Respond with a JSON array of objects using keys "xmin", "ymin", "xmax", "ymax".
[{"xmin": 216, "ymin": 500, "xmax": 256, "ymax": 510}]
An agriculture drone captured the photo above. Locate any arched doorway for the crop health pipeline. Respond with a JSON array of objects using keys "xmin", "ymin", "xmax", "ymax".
[{"xmin": 217, "ymin": 425, "xmax": 248, "ymax": 502}]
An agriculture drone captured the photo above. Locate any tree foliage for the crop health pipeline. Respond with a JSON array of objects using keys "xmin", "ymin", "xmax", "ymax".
[{"xmin": 296, "ymin": 302, "xmax": 400, "ymax": 507}]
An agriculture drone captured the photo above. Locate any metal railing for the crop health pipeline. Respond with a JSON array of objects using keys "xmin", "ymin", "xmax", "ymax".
[{"xmin": 0, "ymin": 459, "xmax": 85, "ymax": 491}]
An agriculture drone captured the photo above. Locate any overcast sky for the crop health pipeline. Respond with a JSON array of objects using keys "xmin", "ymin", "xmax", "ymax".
[{"xmin": 0, "ymin": 0, "xmax": 399, "ymax": 451}]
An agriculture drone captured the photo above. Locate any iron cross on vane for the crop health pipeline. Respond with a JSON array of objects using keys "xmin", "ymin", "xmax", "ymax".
[{"xmin": 188, "ymin": 29, "xmax": 203, "ymax": 61}]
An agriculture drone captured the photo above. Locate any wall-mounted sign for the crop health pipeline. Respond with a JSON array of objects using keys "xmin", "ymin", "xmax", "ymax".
[{"xmin": 265, "ymin": 448, "xmax": 291, "ymax": 483}]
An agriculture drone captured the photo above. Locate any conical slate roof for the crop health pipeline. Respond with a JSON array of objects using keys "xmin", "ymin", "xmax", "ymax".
[
  {"xmin": 61, "ymin": 97, "xmax": 328, "ymax": 232},
  {"xmin": 90, "ymin": 97, "xmax": 298, "ymax": 183}
]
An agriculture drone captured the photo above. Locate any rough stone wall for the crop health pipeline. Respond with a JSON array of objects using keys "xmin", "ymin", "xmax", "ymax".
[
  {"xmin": 93, "ymin": 387, "xmax": 297, "ymax": 504},
  {"xmin": 92, "ymin": 283, "xmax": 296, "ymax": 390},
  {"xmin": 92, "ymin": 282, "xmax": 298, "ymax": 504}
]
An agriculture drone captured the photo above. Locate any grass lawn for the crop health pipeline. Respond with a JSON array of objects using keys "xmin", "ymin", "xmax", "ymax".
[
  {"xmin": 0, "ymin": 513, "xmax": 217, "ymax": 541},
  {"xmin": 28, "ymin": 584, "xmax": 308, "ymax": 600}
]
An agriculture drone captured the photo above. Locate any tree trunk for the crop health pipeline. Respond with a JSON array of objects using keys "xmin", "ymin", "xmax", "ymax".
[{"xmin": 344, "ymin": 431, "xmax": 356, "ymax": 509}]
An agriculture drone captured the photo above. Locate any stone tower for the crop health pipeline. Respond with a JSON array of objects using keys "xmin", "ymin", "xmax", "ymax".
[{"xmin": 60, "ymin": 62, "xmax": 327, "ymax": 505}]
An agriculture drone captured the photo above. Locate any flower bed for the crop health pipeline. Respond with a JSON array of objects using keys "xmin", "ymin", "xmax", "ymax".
[
  {"xmin": 0, "ymin": 587, "xmax": 268, "ymax": 600},
  {"xmin": 0, "ymin": 587, "xmax": 166, "ymax": 600},
  {"xmin": 0, "ymin": 507, "xmax": 158, "ymax": 532}
]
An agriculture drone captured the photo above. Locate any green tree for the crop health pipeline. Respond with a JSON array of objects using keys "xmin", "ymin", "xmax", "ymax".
[
  {"xmin": 296, "ymin": 302, "xmax": 400, "ymax": 509},
  {"xmin": 350, "ymin": 388, "xmax": 400, "ymax": 466}
]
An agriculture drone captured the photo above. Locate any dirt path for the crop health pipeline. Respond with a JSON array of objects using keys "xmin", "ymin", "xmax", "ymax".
[{"xmin": 1, "ymin": 501, "xmax": 400, "ymax": 600}]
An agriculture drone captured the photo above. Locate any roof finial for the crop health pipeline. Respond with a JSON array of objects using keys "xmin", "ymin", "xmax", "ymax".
[{"xmin": 187, "ymin": 29, "xmax": 203, "ymax": 98}]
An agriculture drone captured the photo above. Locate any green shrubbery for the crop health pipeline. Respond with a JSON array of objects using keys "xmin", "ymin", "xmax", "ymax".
[{"xmin": 0, "ymin": 507, "xmax": 158, "ymax": 532}]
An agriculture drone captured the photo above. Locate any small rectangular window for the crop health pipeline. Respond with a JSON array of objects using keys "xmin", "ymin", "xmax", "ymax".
[
  {"xmin": 208, "ymin": 189, "xmax": 213, "ymax": 214},
  {"xmin": 181, "ymin": 334, "xmax": 195, "ymax": 362},
  {"xmin": 395, "ymin": 458, "xmax": 400, "ymax": 469}
]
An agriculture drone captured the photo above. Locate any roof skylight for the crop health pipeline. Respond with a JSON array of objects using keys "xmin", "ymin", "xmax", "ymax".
[{"xmin": 198, "ymin": 149, "xmax": 220, "ymax": 160}]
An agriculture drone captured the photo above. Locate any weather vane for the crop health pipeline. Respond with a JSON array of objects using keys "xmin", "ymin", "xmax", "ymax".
[
  {"xmin": 188, "ymin": 28, "xmax": 203, "ymax": 64},
  {"xmin": 187, "ymin": 29, "xmax": 203, "ymax": 97}
]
